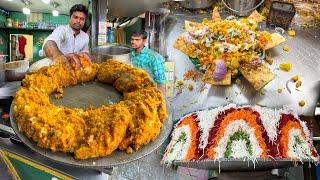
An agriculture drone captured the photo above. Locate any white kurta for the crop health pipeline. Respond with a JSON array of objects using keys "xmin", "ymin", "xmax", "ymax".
[{"xmin": 42, "ymin": 25, "xmax": 89, "ymax": 55}]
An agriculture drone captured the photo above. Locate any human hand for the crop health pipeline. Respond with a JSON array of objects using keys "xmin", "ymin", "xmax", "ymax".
[{"xmin": 53, "ymin": 52, "xmax": 92, "ymax": 70}]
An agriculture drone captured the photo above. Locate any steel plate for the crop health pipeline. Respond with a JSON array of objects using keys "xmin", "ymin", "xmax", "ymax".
[
  {"xmin": 10, "ymin": 81, "xmax": 173, "ymax": 168},
  {"xmin": 173, "ymin": 158, "xmax": 304, "ymax": 171}
]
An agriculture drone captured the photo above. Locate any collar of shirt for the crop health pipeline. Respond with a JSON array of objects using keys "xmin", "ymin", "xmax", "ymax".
[
  {"xmin": 67, "ymin": 25, "xmax": 83, "ymax": 37},
  {"xmin": 131, "ymin": 46, "xmax": 149, "ymax": 57}
]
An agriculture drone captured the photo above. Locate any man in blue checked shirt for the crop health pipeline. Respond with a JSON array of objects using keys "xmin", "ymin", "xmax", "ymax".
[{"xmin": 130, "ymin": 30, "xmax": 166, "ymax": 94}]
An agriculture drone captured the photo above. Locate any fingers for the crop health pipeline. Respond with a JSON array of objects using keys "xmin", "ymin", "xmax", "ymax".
[
  {"xmin": 69, "ymin": 53, "xmax": 82, "ymax": 69},
  {"xmin": 63, "ymin": 55, "xmax": 73, "ymax": 70},
  {"xmin": 53, "ymin": 55, "xmax": 68, "ymax": 65},
  {"xmin": 80, "ymin": 52, "xmax": 93, "ymax": 62},
  {"xmin": 53, "ymin": 52, "xmax": 93, "ymax": 70}
]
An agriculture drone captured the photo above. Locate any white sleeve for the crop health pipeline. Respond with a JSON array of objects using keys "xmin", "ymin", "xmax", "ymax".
[
  {"xmin": 42, "ymin": 26, "xmax": 65, "ymax": 55},
  {"xmin": 81, "ymin": 34, "xmax": 90, "ymax": 53}
]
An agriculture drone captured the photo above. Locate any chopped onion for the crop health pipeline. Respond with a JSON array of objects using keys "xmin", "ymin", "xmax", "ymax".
[
  {"xmin": 213, "ymin": 59, "xmax": 227, "ymax": 81},
  {"xmin": 286, "ymin": 79, "xmax": 293, "ymax": 94}
]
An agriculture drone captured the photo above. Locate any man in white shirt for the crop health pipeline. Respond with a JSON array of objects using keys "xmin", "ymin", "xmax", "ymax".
[{"xmin": 43, "ymin": 4, "xmax": 91, "ymax": 69}]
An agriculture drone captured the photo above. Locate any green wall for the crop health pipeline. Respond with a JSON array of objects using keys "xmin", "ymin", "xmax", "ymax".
[
  {"xmin": 0, "ymin": 12, "xmax": 6, "ymax": 23},
  {"xmin": 4, "ymin": 29, "xmax": 52, "ymax": 63},
  {"xmin": 9, "ymin": 12, "xmax": 26, "ymax": 22},
  {"xmin": 0, "ymin": 29, "xmax": 8, "ymax": 55},
  {"xmin": 43, "ymin": 14, "xmax": 69, "ymax": 24},
  {"xmin": 0, "ymin": 11, "xmax": 70, "ymax": 63},
  {"xmin": 0, "ymin": 12, "xmax": 7, "ymax": 54}
]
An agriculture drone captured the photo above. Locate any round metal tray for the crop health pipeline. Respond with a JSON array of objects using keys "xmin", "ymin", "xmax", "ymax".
[{"xmin": 10, "ymin": 81, "xmax": 173, "ymax": 168}]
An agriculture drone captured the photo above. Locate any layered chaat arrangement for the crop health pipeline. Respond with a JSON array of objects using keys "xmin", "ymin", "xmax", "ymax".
[
  {"xmin": 174, "ymin": 9, "xmax": 285, "ymax": 90},
  {"xmin": 162, "ymin": 104, "xmax": 319, "ymax": 165}
]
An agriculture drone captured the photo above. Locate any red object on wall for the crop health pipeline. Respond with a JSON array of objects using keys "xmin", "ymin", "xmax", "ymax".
[{"xmin": 18, "ymin": 35, "xmax": 27, "ymax": 58}]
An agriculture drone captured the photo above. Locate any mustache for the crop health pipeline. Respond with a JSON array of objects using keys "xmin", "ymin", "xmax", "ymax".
[{"xmin": 73, "ymin": 23, "xmax": 82, "ymax": 27}]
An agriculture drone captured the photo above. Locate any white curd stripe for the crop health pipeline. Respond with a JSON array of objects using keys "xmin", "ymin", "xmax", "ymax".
[
  {"xmin": 214, "ymin": 120, "xmax": 263, "ymax": 159},
  {"xmin": 162, "ymin": 125, "xmax": 192, "ymax": 164},
  {"xmin": 287, "ymin": 128, "xmax": 312, "ymax": 160},
  {"xmin": 252, "ymin": 105, "xmax": 281, "ymax": 142}
]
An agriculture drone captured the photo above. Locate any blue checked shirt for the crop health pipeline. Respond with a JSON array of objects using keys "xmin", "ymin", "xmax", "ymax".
[{"xmin": 130, "ymin": 47, "xmax": 167, "ymax": 84}]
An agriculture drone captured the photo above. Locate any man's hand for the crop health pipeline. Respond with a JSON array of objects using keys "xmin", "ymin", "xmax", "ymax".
[
  {"xmin": 54, "ymin": 52, "xmax": 92, "ymax": 70},
  {"xmin": 43, "ymin": 40, "xmax": 64, "ymax": 59},
  {"xmin": 77, "ymin": 52, "xmax": 93, "ymax": 63}
]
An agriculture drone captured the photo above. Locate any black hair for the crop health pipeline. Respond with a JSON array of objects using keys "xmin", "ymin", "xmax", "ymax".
[
  {"xmin": 70, "ymin": 4, "xmax": 88, "ymax": 17},
  {"xmin": 132, "ymin": 30, "xmax": 148, "ymax": 39}
]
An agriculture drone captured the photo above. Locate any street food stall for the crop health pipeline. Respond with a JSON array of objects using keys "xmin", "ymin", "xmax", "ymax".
[{"xmin": 0, "ymin": 0, "xmax": 320, "ymax": 179}]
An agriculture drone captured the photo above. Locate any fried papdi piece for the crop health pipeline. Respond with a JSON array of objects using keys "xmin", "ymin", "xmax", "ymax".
[
  {"xmin": 184, "ymin": 20, "xmax": 204, "ymax": 32},
  {"xmin": 173, "ymin": 36, "xmax": 197, "ymax": 58},
  {"xmin": 212, "ymin": 7, "xmax": 221, "ymax": 22},
  {"xmin": 265, "ymin": 33, "xmax": 286, "ymax": 50},
  {"xmin": 239, "ymin": 62, "xmax": 275, "ymax": 90},
  {"xmin": 248, "ymin": 10, "xmax": 265, "ymax": 23}
]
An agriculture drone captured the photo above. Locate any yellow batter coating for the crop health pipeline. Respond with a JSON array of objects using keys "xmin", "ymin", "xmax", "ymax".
[
  {"xmin": 119, "ymin": 87, "xmax": 168, "ymax": 152},
  {"xmin": 13, "ymin": 58, "xmax": 167, "ymax": 159}
]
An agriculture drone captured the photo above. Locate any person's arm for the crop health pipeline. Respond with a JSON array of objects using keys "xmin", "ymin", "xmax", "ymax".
[
  {"xmin": 42, "ymin": 27, "xmax": 87, "ymax": 68},
  {"xmin": 43, "ymin": 40, "xmax": 63, "ymax": 59},
  {"xmin": 42, "ymin": 26, "xmax": 66, "ymax": 63}
]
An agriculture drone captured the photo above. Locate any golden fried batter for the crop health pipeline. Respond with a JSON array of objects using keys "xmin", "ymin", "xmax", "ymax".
[
  {"xmin": 75, "ymin": 103, "xmax": 131, "ymax": 159},
  {"xmin": 97, "ymin": 60, "xmax": 130, "ymax": 84},
  {"xmin": 14, "ymin": 58, "xmax": 167, "ymax": 159},
  {"xmin": 119, "ymin": 87, "xmax": 168, "ymax": 152},
  {"xmin": 14, "ymin": 88, "xmax": 85, "ymax": 152},
  {"xmin": 23, "ymin": 55, "xmax": 98, "ymax": 94},
  {"xmin": 113, "ymin": 68, "xmax": 155, "ymax": 92},
  {"xmin": 98, "ymin": 60, "xmax": 155, "ymax": 92}
]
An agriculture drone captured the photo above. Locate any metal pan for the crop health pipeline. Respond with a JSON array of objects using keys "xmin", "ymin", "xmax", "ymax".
[
  {"xmin": 173, "ymin": 158, "xmax": 303, "ymax": 171},
  {"xmin": 10, "ymin": 81, "xmax": 173, "ymax": 168}
]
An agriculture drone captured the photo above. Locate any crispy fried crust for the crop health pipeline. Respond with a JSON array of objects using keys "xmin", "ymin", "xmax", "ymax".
[
  {"xmin": 239, "ymin": 63, "xmax": 275, "ymax": 90},
  {"xmin": 14, "ymin": 58, "xmax": 167, "ymax": 159},
  {"xmin": 74, "ymin": 103, "xmax": 131, "ymax": 159},
  {"xmin": 119, "ymin": 87, "xmax": 168, "ymax": 152}
]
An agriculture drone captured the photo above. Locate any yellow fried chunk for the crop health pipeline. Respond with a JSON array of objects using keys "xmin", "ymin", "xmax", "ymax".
[
  {"xmin": 265, "ymin": 33, "xmax": 286, "ymax": 50},
  {"xmin": 113, "ymin": 68, "xmax": 155, "ymax": 92},
  {"xmin": 279, "ymin": 62, "xmax": 292, "ymax": 72},
  {"xmin": 119, "ymin": 87, "xmax": 167, "ymax": 152},
  {"xmin": 14, "ymin": 89, "xmax": 86, "ymax": 152},
  {"xmin": 74, "ymin": 103, "xmax": 131, "ymax": 159},
  {"xmin": 97, "ymin": 60, "xmax": 130, "ymax": 84},
  {"xmin": 288, "ymin": 29, "xmax": 296, "ymax": 37}
]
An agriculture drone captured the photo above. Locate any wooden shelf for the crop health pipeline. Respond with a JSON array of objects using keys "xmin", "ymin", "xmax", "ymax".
[{"xmin": 0, "ymin": 27, "xmax": 54, "ymax": 31}]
